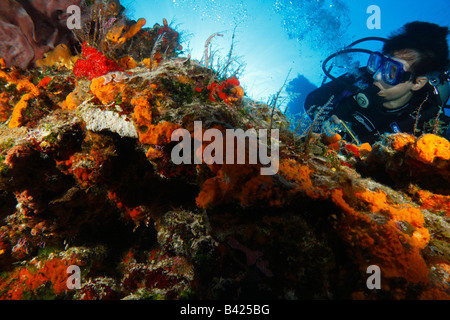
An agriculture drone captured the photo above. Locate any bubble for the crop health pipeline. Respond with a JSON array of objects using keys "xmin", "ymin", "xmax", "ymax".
[
  {"xmin": 172, "ymin": 0, "xmax": 249, "ymax": 27},
  {"xmin": 272, "ymin": 0, "xmax": 351, "ymax": 54}
]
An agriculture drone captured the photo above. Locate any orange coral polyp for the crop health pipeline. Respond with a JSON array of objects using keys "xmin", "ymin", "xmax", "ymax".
[
  {"xmin": 196, "ymin": 171, "xmax": 228, "ymax": 209},
  {"xmin": 0, "ymin": 68, "xmax": 40, "ymax": 97},
  {"xmin": 417, "ymin": 190, "xmax": 450, "ymax": 217},
  {"xmin": 278, "ymin": 159, "xmax": 322, "ymax": 199},
  {"xmin": 35, "ymin": 44, "xmax": 75, "ymax": 69},
  {"xmin": 355, "ymin": 190, "xmax": 429, "ymax": 246},
  {"xmin": 64, "ymin": 92, "xmax": 80, "ymax": 110},
  {"xmin": 391, "ymin": 133, "xmax": 416, "ymax": 152},
  {"xmin": 8, "ymin": 93, "xmax": 35, "ymax": 128},
  {"xmin": 138, "ymin": 121, "xmax": 181, "ymax": 145},
  {"xmin": 0, "ymin": 93, "xmax": 11, "ymax": 122},
  {"xmin": 408, "ymin": 134, "xmax": 450, "ymax": 164},
  {"xmin": 118, "ymin": 56, "xmax": 138, "ymax": 70},
  {"xmin": 358, "ymin": 143, "xmax": 372, "ymax": 157},
  {"xmin": 121, "ymin": 18, "xmax": 146, "ymax": 43},
  {"xmin": 131, "ymin": 97, "xmax": 182, "ymax": 146},
  {"xmin": 331, "ymin": 187, "xmax": 431, "ymax": 284},
  {"xmin": 90, "ymin": 76, "xmax": 126, "ymax": 105},
  {"xmin": 131, "ymin": 97, "xmax": 152, "ymax": 124},
  {"xmin": 0, "ymin": 257, "xmax": 79, "ymax": 299}
]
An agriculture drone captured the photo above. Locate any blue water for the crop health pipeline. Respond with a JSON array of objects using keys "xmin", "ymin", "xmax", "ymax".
[{"xmin": 123, "ymin": 0, "xmax": 450, "ymax": 114}]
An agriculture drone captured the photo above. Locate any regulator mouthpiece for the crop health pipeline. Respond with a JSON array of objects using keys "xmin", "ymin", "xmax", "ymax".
[{"xmin": 356, "ymin": 84, "xmax": 381, "ymax": 109}]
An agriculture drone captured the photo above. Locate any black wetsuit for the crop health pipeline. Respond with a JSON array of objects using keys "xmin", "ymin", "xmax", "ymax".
[{"xmin": 304, "ymin": 70, "xmax": 450, "ymax": 144}]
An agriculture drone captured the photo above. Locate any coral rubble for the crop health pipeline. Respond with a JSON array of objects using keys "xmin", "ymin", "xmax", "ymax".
[{"xmin": 0, "ymin": 1, "xmax": 449, "ymax": 301}]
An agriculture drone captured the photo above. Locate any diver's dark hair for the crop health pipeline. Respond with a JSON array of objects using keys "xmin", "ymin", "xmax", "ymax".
[{"xmin": 382, "ymin": 21, "xmax": 450, "ymax": 76}]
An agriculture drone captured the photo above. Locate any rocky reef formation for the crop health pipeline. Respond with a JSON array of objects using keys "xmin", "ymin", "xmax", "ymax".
[{"xmin": 0, "ymin": 1, "xmax": 449, "ymax": 300}]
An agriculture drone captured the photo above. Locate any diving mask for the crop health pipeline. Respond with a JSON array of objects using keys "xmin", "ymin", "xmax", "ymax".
[{"xmin": 367, "ymin": 52, "xmax": 413, "ymax": 86}]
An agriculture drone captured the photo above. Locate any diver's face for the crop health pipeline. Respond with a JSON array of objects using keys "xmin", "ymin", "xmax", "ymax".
[{"xmin": 373, "ymin": 50, "xmax": 427, "ymax": 109}]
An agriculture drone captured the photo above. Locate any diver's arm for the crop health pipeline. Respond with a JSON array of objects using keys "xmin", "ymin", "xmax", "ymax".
[
  {"xmin": 304, "ymin": 78, "xmax": 350, "ymax": 114},
  {"xmin": 304, "ymin": 68, "xmax": 369, "ymax": 114}
]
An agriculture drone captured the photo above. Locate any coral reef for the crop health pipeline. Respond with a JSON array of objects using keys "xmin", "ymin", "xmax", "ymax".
[{"xmin": 0, "ymin": 1, "xmax": 449, "ymax": 301}]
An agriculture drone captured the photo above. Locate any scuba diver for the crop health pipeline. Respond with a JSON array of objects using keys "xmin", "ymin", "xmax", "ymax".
[{"xmin": 304, "ymin": 21, "xmax": 450, "ymax": 145}]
